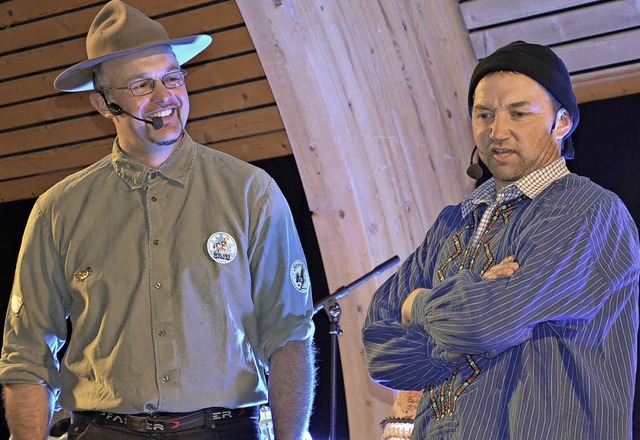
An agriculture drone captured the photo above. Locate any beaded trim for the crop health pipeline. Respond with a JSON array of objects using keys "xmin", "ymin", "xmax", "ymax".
[
  {"xmin": 428, "ymin": 355, "xmax": 480, "ymax": 420},
  {"xmin": 437, "ymin": 196, "xmax": 525, "ymax": 282},
  {"xmin": 430, "ymin": 197, "xmax": 526, "ymax": 419}
]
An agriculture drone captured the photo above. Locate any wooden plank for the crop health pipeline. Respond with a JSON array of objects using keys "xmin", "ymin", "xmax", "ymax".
[
  {"xmin": 459, "ymin": 0, "xmax": 598, "ymax": 29},
  {"xmin": 0, "ymin": 140, "xmax": 111, "ymax": 181},
  {"xmin": 208, "ymin": 130, "xmax": 292, "ymax": 162},
  {"xmin": 469, "ymin": 0, "xmax": 640, "ymax": 59},
  {"xmin": 0, "ymin": 0, "xmax": 215, "ymax": 28},
  {"xmin": 0, "ymin": 169, "xmax": 82, "ymax": 203},
  {"xmin": 1, "ymin": 1, "xmax": 244, "ymax": 55},
  {"xmin": 0, "ymin": 105, "xmax": 283, "ymax": 156},
  {"xmin": 572, "ymin": 62, "xmax": 640, "ymax": 103},
  {"xmin": 0, "ymin": 20, "xmax": 254, "ymax": 81},
  {"xmin": 188, "ymin": 105, "xmax": 284, "ymax": 145},
  {"xmin": 0, "ymin": 51, "xmax": 264, "ymax": 107},
  {"xmin": 556, "ymin": 29, "xmax": 640, "ymax": 73},
  {"xmin": 1, "ymin": 78, "xmax": 275, "ymax": 132},
  {"xmin": 0, "ymin": 130, "xmax": 291, "ymax": 182}
]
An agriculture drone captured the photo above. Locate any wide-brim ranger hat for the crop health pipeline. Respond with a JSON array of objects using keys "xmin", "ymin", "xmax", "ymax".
[{"xmin": 54, "ymin": 0, "xmax": 212, "ymax": 92}]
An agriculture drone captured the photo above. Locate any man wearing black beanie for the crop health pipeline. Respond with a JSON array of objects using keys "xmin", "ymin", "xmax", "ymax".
[{"xmin": 363, "ymin": 40, "xmax": 639, "ymax": 439}]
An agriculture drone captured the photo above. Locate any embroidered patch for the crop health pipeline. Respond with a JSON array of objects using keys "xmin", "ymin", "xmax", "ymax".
[
  {"xmin": 207, "ymin": 232, "xmax": 237, "ymax": 264},
  {"xmin": 10, "ymin": 295, "xmax": 23, "ymax": 316},
  {"xmin": 290, "ymin": 260, "xmax": 310, "ymax": 293},
  {"xmin": 74, "ymin": 267, "xmax": 92, "ymax": 281}
]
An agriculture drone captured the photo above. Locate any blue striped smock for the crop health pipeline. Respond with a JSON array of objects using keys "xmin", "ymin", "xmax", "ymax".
[{"xmin": 362, "ymin": 171, "xmax": 639, "ymax": 439}]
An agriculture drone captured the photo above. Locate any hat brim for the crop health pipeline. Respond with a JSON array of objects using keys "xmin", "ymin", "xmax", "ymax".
[{"xmin": 54, "ymin": 34, "xmax": 212, "ymax": 92}]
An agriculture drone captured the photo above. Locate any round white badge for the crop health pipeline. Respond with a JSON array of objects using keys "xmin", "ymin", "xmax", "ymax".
[
  {"xmin": 207, "ymin": 232, "xmax": 238, "ymax": 264},
  {"xmin": 10, "ymin": 295, "xmax": 24, "ymax": 316},
  {"xmin": 290, "ymin": 260, "xmax": 310, "ymax": 293}
]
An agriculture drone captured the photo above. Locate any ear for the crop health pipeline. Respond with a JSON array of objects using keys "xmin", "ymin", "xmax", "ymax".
[
  {"xmin": 553, "ymin": 108, "xmax": 573, "ymax": 141},
  {"xmin": 89, "ymin": 92, "xmax": 114, "ymax": 119}
]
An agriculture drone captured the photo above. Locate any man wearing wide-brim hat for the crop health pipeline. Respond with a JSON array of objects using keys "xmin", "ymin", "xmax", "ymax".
[{"xmin": 0, "ymin": 2, "xmax": 316, "ymax": 439}]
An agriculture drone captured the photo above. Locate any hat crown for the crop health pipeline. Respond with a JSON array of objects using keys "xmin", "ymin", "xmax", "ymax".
[
  {"xmin": 53, "ymin": 0, "xmax": 211, "ymax": 92},
  {"xmin": 87, "ymin": 0, "xmax": 169, "ymax": 59}
]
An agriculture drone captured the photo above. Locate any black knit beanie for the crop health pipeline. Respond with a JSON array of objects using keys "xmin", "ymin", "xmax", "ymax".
[{"xmin": 467, "ymin": 41, "xmax": 579, "ymax": 159}]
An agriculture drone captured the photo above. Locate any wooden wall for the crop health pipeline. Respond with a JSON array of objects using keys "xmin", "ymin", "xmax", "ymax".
[
  {"xmin": 460, "ymin": 0, "xmax": 640, "ymax": 102},
  {"xmin": 0, "ymin": 0, "xmax": 290, "ymax": 202}
]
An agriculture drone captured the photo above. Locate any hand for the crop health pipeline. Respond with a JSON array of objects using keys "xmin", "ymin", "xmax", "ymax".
[
  {"xmin": 482, "ymin": 255, "xmax": 519, "ymax": 280},
  {"xmin": 401, "ymin": 288, "xmax": 426, "ymax": 324}
]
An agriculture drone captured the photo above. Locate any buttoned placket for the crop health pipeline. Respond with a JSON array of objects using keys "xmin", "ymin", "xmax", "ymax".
[{"xmin": 145, "ymin": 171, "xmax": 178, "ymax": 409}]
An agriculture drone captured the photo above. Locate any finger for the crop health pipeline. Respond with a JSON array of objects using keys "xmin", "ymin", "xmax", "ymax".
[{"xmin": 483, "ymin": 262, "xmax": 520, "ymax": 279}]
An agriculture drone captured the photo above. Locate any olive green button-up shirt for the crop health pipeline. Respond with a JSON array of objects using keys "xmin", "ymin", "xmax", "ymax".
[{"xmin": 0, "ymin": 134, "xmax": 314, "ymax": 413}]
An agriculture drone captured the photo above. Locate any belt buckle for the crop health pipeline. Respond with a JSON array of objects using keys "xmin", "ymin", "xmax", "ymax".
[{"xmin": 125, "ymin": 415, "xmax": 148, "ymax": 432}]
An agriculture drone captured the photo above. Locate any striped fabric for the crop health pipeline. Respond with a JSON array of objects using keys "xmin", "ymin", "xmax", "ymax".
[
  {"xmin": 362, "ymin": 173, "xmax": 640, "ymax": 439},
  {"xmin": 462, "ymin": 158, "xmax": 570, "ymax": 248}
]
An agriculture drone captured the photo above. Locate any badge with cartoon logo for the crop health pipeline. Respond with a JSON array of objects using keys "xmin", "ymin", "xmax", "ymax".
[
  {"xmin": 207, "ymin": 232, "xmax": 237, "ymax": 264},
  {"xmin": 290, "ymin": 260, "xmax": 310, "ymax": 293}
]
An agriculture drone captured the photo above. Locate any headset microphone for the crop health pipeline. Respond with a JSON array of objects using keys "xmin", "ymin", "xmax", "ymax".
[
  {"xmin": 466, "ymin": 146, "xmax": 484, "ymax": 180},
  {"xmin": 107, "ymin": 103, "xmax": 164, "ymax": 130}
]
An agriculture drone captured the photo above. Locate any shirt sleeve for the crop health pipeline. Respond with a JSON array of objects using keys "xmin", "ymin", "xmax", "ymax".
[
  {"xmin": 362, "ymin": 208, "xmax": 458, "ymax": 391},
  {"xmin": 248, "ymin": 178, "xmax": 315, "ymax": 367},
  {"xmin": 411, "ymin": 191, "xmax": 640, "ymax": 358},
  {"xmin": 0, "ymin": 200, "xmax": 70, "ymax": 394}
]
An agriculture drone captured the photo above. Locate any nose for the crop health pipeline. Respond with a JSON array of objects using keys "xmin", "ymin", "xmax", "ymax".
[
  {"xmin": 489, "ymin": 112, "xmax": 510, "ymax": 141},
  {"xmin": 149, "ymin": 78, "xmax": 173, "ymax": 102}
]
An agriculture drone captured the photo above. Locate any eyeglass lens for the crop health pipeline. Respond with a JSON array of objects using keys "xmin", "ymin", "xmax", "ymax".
[{"xmin": 129, "ymin": 70, "xmax": 187, "ymax": 96}]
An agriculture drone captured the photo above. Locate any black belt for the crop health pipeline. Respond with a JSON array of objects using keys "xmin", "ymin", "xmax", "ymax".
[{"xmin": 74, "ymin": 406, "xmax": 259, "ymax": 433}]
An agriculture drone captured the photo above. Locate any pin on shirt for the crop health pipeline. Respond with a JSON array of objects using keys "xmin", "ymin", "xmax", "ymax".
[{"xmin": 207, "ymin": 232, "xmax": 237, "ymax": 264}]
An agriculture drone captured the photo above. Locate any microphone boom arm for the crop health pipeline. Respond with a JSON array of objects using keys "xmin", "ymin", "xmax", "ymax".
[{"xmin": 313, "ymin": 255, "xmax": 400, "ymax": 314}]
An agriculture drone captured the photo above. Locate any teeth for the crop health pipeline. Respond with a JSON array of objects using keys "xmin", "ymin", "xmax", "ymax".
[{"xmin": 148, "ymin": 109, "xmax": 172, "ymax": 118}]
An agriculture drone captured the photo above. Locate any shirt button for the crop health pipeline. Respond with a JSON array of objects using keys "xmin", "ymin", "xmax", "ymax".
[
  {"xmin": 153, "ymin": 239, "xmax": 160, "ymax": 245},
  {"xmin": 162, "ymin": 376, "xmax": 170, "ymax": 382},
  {"xmin": 158, "ymin": 330, "xmax": 166, "ymax": 337},
  {"xmin": 154, "ymin": 282, "xmax": 162, "ymax": 289},
  {"xmin": 151, "ymin": 196, "xmax": 158, "ymax": 202}
]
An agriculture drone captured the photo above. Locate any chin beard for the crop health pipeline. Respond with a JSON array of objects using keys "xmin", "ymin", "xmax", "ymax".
[{"xmin": 147, "ymin": 128, "xmax": 185, "ymax": 146}]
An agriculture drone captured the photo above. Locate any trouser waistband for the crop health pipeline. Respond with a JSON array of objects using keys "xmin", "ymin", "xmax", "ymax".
[{"xmin": 73, "ymin": 406, "xmax": 259, "ymax": 433}]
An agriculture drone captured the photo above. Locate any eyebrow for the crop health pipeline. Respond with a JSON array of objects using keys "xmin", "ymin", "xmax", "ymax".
[
  {"xmin": 473, "ymin": 101, "xmax": 534, "ymax": 111},
  {"xmin": 126, "ymin": 66, "xmax": 181, "ymax": 83}
]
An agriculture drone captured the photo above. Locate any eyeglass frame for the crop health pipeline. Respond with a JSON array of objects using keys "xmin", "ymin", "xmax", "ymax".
[{"xmin": 101, "ymin": 68, "xmax": 188, "ymax": 97}]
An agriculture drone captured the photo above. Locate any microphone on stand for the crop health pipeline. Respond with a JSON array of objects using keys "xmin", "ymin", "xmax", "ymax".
[
  {"xmin": 106, "ymin": 102, "xmax": 164, "ymax": 130},
  {"xmin": 466, "ymin": 146, "xmax": 483, "ymax": 180}
]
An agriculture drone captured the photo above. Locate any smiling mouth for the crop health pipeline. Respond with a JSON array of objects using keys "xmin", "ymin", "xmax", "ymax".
[{"xmin": 148, "ymin": 108, "xmax": 173, "ymax": 119}]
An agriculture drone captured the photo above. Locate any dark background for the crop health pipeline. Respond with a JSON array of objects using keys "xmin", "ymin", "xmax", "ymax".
[{"xmin": 0, "ymin": 92, "xmax": 638, "ymax": 439}]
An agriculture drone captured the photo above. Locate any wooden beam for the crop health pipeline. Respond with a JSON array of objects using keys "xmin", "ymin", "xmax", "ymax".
[
  {"xmin": 0, "ymin": 105, "xmax": 282, "ymax": 157},
  {"xmin": 555, "ymin": 29, "xmax": 640, "ymax": 73},
  {"xmin": 0, "ymin": 24, "xmax": 254, "ymax": 82},
  {"xmin": 0, "ymin": 77, "xmax": 274, "ymax": 132},
  {"xmin": 0, "ymin": 169, "xmax": 81, "ymax": 203},
  {"xmin": 0, "ymin": 51, "xmax": 265, "ymax": 108},
  {"xmin": 572, "ymin": 63, "xmax": 640, "ymax": 103},
  {"xmin": 459, "ymin": 0, "xmax": 597, "ymax": 29},
  {"xmin": 0, "ymin": 130, "xmax": 291, "ymax": 184},
  {"xmin": 238, "ymin": 0, "xmax": 476, "ymax": 436},
  {"xmin": 0, "ymin": 1, "xmax": 244, "ymax": 55},
  {"xmin": 0, "ymin": 0, "xmax": 216, "ymax": 28},
  {"xmin": 469, "ymin": 0, "xmax": 640, "ymax": 59}
]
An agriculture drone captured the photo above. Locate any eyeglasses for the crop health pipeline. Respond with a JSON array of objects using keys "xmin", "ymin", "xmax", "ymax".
[{"xmin": 106, "ymin": 69, "xmax": 188, "ymax": 96}]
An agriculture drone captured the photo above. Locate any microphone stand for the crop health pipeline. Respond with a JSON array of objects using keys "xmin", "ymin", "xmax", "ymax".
[{"xmin": 313, "ymin": 256, "xmax": 400, "ymax": 440}]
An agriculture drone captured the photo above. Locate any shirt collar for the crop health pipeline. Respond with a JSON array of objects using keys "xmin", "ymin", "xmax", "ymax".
[
  {"xmin": 112, "ymin": 133, "xmax": 197, "ymax": 190},
  {"xmin": 461, "ymin": 158, "xmax": 569, "ymax": 218}
]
